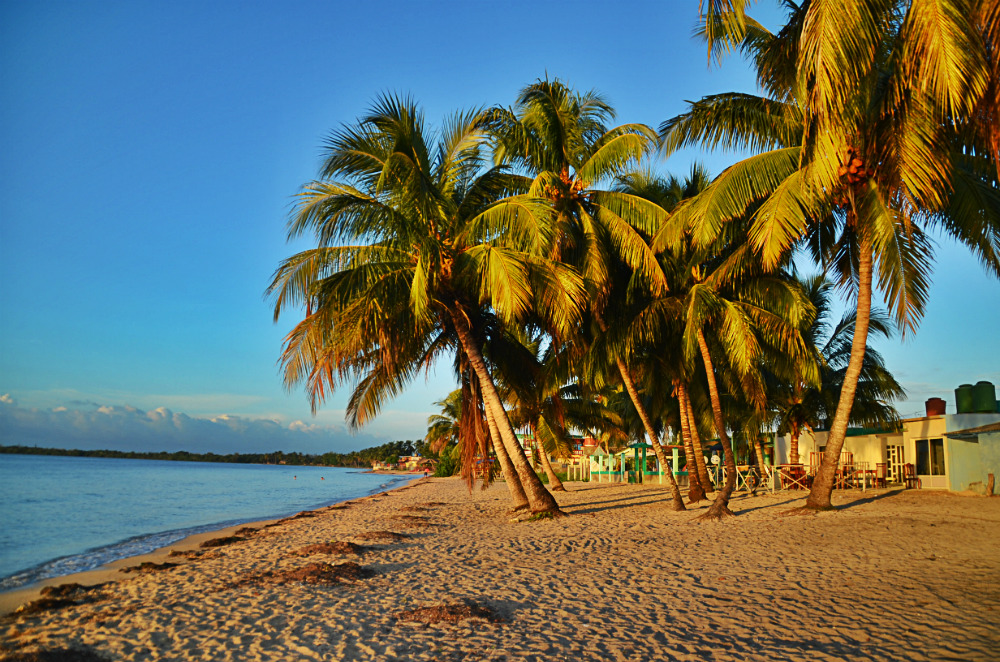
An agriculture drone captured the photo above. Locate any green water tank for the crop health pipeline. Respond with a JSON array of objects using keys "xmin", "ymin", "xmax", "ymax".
[
  {"xmin": 955, "ymin": 384, "xmax": 975, "ymax": 414},
  {"xmin": 972, "ymin": 381, "xmax": 997, "ymax": 413}
]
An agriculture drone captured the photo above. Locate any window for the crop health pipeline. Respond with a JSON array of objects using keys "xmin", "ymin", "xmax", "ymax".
[{"xmin": 915, "ymin": 438, "xmax": 945, "ymax": 475}]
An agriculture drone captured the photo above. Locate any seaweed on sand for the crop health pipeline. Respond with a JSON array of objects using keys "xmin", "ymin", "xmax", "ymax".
[
  {"xmin": 291, "ymin": 542, "xmax": 369, "ymax": 556},
  {"xmin": 394, "ymin": 600, "xmax": 505, "ymax": 625}
]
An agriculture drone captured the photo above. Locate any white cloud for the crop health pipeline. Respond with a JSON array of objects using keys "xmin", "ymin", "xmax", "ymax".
[{"xmin": 0, "ymin": 398, "xmax": 381, "ymax": 455}]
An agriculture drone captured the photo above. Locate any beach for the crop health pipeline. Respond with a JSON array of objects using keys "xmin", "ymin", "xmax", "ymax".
[{"xmin": 2, "ymin": 479, "xmax": 998, "ymax": 662}]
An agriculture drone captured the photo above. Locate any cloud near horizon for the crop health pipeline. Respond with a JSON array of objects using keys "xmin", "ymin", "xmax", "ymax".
[{"xmin": 0, "ymin": 395, "xmax": 380, "ymax": 455}]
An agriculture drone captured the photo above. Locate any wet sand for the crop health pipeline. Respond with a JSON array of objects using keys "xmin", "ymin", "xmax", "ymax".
[{"xmin": 2, "ymin": 479, "xmax": 998, "ymax": 661}]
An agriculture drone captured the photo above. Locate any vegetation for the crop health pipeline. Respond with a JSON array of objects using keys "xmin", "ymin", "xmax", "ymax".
[
  {"xmin": 0, "ymin": 440, "xmax": 430, "ymax": 469},
  {"xmin": 270, "ymin": 2, "xmax": 997, "ymax": 519}
]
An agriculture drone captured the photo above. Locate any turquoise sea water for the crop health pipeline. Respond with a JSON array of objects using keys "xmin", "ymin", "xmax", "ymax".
[{"xmin": 0, "ymin": 454, "xmax": 411, "ymax": 590}]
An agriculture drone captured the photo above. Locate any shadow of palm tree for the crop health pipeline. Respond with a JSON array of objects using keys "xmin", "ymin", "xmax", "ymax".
[
  {"xmin": 567, "ymin": 497, "xmax": 680, "ymax": 515},
  {"xmin": 833, "ymin": 488, "xmax": 907, "ymax": 510},
  {"xmin": 730, "ymin": 496, "xmax": 806, "ymax": 515}
]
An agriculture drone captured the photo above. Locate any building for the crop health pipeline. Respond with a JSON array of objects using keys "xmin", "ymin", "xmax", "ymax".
[{"xmin": 775, "ymin": 381, "xmax": 1000, "ymax": 493}]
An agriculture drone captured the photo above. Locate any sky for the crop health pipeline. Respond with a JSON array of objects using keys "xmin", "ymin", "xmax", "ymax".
[{"xmin": 1, "ymin": 0, "xmax": 997, "ymax": 455}]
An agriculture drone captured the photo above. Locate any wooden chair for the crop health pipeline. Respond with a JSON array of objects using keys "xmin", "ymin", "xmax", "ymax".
[
  {"xmin": 874, "ymin": 463, "xmax": 888, "ymax": 489},
  {"xmin": 902, "ymin": 463, "xmax": 919, "ymax": 489}
]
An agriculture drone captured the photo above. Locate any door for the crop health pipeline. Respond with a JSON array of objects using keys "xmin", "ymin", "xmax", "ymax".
[
  {"xmin": 886, "ymin": 445, "xmax": 904, "ymax": 483},
  {"xmin": 915, "ymin": 438, "xmax": 948, "ymax": 489}
]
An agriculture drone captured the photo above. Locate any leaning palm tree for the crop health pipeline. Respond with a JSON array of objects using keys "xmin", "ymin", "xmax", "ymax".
[
  {"xmin": 267, "ymin": 95, "xmax": 586, "ymax": 516},
  {"xmin": 665, "ymin": 1, "xmax": 1000, "ymax": 510}
]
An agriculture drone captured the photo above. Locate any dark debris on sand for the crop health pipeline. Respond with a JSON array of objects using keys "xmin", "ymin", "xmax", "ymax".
[
  {"xmin": 200, "ymin": 536, "xmax": 246, "ymax": 548},
  {"xmin": 8, "ymin": 584, "xmax": 110, "ymax": 619},
  {"xmin": 0, "ymin": 646, "xmax": 110, "ymax": 662},
  {"xmin": 292, "ymin": 542, "xmax": 369, "ymax": 557},
  {"xmin": 119, "ymin": 562, "xmax": 179, "ymax": 574},
  {"xmin": 228, "ymin": 562, "xmax": 375, "ymax": 590},
  {"xmin": 234, "ymin": 526, "xmax": 260, "ymax": 536},
  {"xmin": 394, "ymin": 601, "xmax": 505, "ymax": 625},
  {"xmin": 353, "ymin": 531, "xmax": 410, "ymax": 542}
]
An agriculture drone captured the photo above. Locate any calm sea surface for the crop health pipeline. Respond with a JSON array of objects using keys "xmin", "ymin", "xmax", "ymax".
[{"xmin": 0, "ymin": 454, "xmax": 411, "ymax": 590}]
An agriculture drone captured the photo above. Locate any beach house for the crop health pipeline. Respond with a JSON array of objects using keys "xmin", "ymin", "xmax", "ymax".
[{"xmin": 774, "ymin": 381, "xmax": 1000, "ymax": 493}]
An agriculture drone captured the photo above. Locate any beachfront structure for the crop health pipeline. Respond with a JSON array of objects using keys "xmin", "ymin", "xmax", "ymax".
[
  {"xmin": 587, "ymin": 442, "xmax": 686, "ymax": 485},
  {"xmin": 516, "ymin": 431, "xmax": 599, "ymax": 468},
  {"xmin": 775, "ymin": 381, "xmax": 1000, "ymax": 493}
]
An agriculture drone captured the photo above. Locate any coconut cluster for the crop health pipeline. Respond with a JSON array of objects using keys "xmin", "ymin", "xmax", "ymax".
[{"xmin": 832, "ymin": 146, "xmax": 873, "ymax": 209}]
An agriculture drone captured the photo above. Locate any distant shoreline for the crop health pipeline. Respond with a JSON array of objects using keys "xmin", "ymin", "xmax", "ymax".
[{"xmin": 0, "ymin": 444, "xmax": 386, "ymax": 469}]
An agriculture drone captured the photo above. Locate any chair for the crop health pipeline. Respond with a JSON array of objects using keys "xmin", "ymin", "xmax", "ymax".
[
  {"xmin": 902, "ymin": 463, "xmax": 919, "ymax": 489},
  {"xmin": 874, "ymin": 463, "xmax": 888, "ymax": 489},
  {"xmin": 780, "ymin": 464, "xmax": 810, "ymax": 490}
]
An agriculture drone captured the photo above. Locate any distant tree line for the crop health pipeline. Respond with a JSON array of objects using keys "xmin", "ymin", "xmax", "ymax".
[{"xmin": 0, "ymin": 439, "xmax": 434, "ymax": 468}]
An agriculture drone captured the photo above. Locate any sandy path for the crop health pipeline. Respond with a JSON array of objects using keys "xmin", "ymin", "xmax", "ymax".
[{"xmin": 2, "ymin": 479, "xmax": 998, "ymax": 662}]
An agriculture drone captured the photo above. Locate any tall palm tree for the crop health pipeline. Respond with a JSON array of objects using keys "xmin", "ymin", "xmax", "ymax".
[
  {"xmin": 665, "ymin": 1, "xmax": 1000, "ymax": 510},
  {"xmin": 488, "ymin": 78, "xmax": 689, "ymax": 508},
  {"xmin": 267, "ymin": 95, "xmax": 585, "ymax": 516},
  {"xmin": 774, "ymin": 274, "xmax": 905, "ymax": 465}
]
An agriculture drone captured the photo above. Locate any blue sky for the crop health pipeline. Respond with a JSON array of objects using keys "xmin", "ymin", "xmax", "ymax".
[{"xmin": 1, "ymin": 0, "xmax": 997, "ymax": 454}]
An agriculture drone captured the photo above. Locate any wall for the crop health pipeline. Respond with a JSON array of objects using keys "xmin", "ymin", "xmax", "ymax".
[
  {"xmin": 774, "ymin": 429, "xmax": 886, "ymax": 467},
  {"xmin": 946, "ymin": 437, "xmax": 984, "ymax": 492},
  {"xmin": 979, "ymin": 432, "xmax": 1000, "ymax": 495}
]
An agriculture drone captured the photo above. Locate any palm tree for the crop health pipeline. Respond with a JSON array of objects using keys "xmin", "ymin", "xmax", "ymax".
[
  {"xmin": 425, "ymin": 389, "xmax": 462, "ymax": 453},
  {"xmin": 488, "ymin": 78, "xmax": 691, "ymax": 509},
  {"xmin": 664, "ymin": 1, "xmax": 1000, "ymax": 510},
  {"xmin": 774, "ymin": 274, "xmax": 905, "ymax": 465},
  {"xmin": 267, "ymin": 95, "xmax": 585, "ymax": 516}
]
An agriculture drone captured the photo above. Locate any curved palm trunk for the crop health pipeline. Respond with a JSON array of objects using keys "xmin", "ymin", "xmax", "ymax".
[
  {"xmin": 533, "ymin": 423, "xmax": 566, "ymax": 491},
  {"xmin": 485, "ymin": 405, "xmax": 530, "ymax": 511},
  {"xmin": 696, "ymin": 329, "xmax": 736, "ymax": 519},
  {"xmin": 680, "ymin": 381, "xmax": 714, "ymax": 494},
  {"xmin": 615, "ymin": 357, "xmax": 686, "ymax": 511},
  {"xmin": 675, "ymin": 380, "xmax": 707, "ymax": 503},
  {"xmin": 806, "ymin": 243, "xmax": 873, "ymax": 510},
  {"xmin": 451, "ymin": 309, "xmax": 563, "ymax": 516}
]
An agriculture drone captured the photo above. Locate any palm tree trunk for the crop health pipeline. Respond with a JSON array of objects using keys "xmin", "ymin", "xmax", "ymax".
[
  {"xmin": 805, "ymin": 243, "xmax": 873, "ymax": 510},
  {"xmin": 753, "ymin": 437, "xmax": 766, "ymax": 469},
  {"xmin": 485, "ymin": 405, "xmax": 530, "ymax": 511},
  {"xmin": 533, "ymin": 423, "xmax": 566, "ymax": 491},
  {"xmin": 675, "ymin": 380, "xmax": 707, "ymax": 503},
  {"xmin": 680, "ymin": 382, "xmax": 714, "ymax": 493},
  {"xmin": 789, "ymin": 426, "xmax": 801, "ymax": 465},
  {"xmin": 451, "ymin": 309, "xmax": 563, "ymax": 516},
  {"xmin": 696, "ymin": 328, "xmax": 736, "ymax": 519},
  {"xmin": 615, "ymin": 357, "xmax": 686, "ymax": 511}
]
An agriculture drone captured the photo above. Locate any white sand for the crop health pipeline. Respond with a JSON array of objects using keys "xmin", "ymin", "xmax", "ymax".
[{"xmin": 2, "ymin": 479, "xmax": 998, "ymax": 661}]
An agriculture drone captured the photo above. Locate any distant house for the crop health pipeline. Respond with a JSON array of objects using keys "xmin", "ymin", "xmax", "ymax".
[
  {"xmin": 398, "ymin": 455, "xmax": 436, "ymax": 472},
  {"xmin": 775, "ymin": 381, "xmax": 1000, "ymax": 493}
]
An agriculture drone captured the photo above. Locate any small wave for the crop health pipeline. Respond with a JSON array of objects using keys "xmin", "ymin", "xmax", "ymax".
[{"xmin": 0, "ymin": 520, "xmax": 249, "ymax": 591}]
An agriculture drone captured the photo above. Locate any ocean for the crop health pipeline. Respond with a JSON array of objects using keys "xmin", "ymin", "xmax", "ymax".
[{"xmin": 0, "ymin": 454, "xmax": 412, "ymax": 591}]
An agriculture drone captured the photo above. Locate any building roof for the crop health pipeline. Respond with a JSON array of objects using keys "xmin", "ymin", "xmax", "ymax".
[{"xmin": 945, "ymin": 421, "xmax": 1000, "ymax": 438}]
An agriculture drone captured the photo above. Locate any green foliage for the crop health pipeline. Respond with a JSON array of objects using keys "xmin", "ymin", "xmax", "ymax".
[
  {"xmin": 434, "ymin": 443, "xmax": 459, "ymax": 477},
  {"xmin": 526, "ymin": 511, "xmax": 556, "ymax": 521},
  {"xmin": 0, "ymin": 440, "xmax": 422, "ymax": 469}
]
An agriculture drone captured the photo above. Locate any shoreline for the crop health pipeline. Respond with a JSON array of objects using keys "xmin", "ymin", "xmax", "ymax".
[
  {"xmin": 2, "ymin": 480, "xmax": 998, "ymax": 661},
  {"xmin": 0, "ymin": 475, "xmax": 423, "ymax": 616}
]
